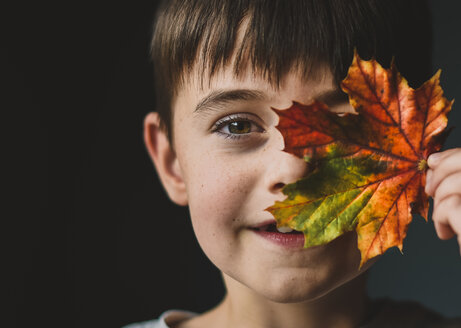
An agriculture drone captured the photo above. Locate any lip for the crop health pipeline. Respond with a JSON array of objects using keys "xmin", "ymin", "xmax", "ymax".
[
  {"xmin": 249, "ymin": 220, "xmax": 305, "ymax": 249},
  {"xmin": 251, "ymin": 229, "xmax": 305, "ymax": 248}
]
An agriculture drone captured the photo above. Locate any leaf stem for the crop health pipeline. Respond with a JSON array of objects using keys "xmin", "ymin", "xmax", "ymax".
[{"xmin": 418, "ymin": 159, "xmax": 428, "ymax": 171}]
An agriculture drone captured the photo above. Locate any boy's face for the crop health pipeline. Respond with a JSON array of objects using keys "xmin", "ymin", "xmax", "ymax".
[{"xmin": 157, "ymin": 62, "xmax": 375, "ymax": 302}]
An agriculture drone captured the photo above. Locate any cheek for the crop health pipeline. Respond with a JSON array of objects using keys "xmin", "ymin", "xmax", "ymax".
[{"xmin": 184, "ymin": 155, "xmax": 258, "ymax": 252}]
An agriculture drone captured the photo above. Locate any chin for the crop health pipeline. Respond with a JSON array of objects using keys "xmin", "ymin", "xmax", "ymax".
[
  {"xmin": 253, "ymin": 261, "xmax": 370, "ymax": 304},
  {"xmin": 254, "ymin": 274, "xmax": 333, "ymax": 304}
]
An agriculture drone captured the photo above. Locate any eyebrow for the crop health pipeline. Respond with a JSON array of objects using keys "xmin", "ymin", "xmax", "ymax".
[
  {"xmin": 194, "ymin": 89, "xmax": 268, "ymax": 115},
  {"xmin": 193, "ymin": 87, "xmax": 348, "ymax": 115}
]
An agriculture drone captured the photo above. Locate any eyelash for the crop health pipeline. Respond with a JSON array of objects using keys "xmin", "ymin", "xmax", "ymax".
[{"xmin": 211, "ymin": 114, "xmax": 263, "ymax": 140}]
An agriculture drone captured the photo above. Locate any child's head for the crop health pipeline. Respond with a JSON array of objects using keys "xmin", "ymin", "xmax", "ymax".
[{"xmin": 145, "ymin": 0, "xmax": 431, "ymax": 303}]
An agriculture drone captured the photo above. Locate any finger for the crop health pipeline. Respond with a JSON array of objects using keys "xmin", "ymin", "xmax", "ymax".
[
  {"xmin": 433, "ymin": 171, "xmax": 461, "ymax": 204},
  {"xmin": 432, "ymin": 194, "xmax": 461, "ymax": 239},
  {"xmin": 425, "ymin": 169, "xmax": 434, "ymax": 197},
  {"xmin": 426, "ymin": 149, "xmax": 461, "ymax": 196},
  {"xmin": 434, "ymin": 220, "xmax": 456, "ymax": 240},
  {"xmin": 427, "ymin": 148, "xmax": 460, "ymax": 168}
]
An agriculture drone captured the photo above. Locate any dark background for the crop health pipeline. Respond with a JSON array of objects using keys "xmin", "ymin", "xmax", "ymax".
[{"xmin": 4, "ymin": 1, "xmax": 461, "ymax": 327}]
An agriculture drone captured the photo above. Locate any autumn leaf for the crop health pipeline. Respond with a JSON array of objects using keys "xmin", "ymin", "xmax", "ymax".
[{"xmin": 265, "ymin": 51, "xmax": 453, "ymax": 267}]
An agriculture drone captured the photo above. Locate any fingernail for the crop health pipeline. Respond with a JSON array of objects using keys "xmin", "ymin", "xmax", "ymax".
[{"xmin": 428, "ymin": 152, "xmax": 441, "ymax": 167}]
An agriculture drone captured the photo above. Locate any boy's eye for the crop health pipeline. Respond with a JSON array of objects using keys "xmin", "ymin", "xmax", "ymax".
[
  {"xmin": 228, "ymin": 121, "xmax": 251, "ymax": 134},
  {"xmin": 212, "ymin": 114, "xmax": 264, "ymax": 140}
]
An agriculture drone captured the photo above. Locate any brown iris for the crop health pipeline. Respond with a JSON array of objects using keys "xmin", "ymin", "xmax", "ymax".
[{"xmin": 228, "ymin": 121, "xmax": 251, "ymax": 134}]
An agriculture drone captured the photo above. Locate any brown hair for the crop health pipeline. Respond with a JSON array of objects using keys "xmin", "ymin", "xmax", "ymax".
[{"xmin": 150, "ymin": 0, "xmax": 431, "ymax": 145}]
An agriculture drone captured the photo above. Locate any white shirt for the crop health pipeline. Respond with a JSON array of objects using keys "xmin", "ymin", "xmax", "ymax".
[{"xmin": 122, "ymin": 310, "xmax": 197, "ymax": 328}]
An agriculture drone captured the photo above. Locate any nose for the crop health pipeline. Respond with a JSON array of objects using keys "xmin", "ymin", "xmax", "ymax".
[{"xmin": 265, "ymin": 146, "xmax": 310, "ymax": 195}]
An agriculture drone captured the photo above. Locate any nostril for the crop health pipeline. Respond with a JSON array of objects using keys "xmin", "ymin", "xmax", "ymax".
[{"xmin": 274, "ymin": 182, "xmax": 285, "ymax": 190}]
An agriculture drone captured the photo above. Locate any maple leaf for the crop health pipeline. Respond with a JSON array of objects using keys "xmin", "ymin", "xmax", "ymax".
[{"xmin": 265, "ymin": 51, "xmax": 453, "ymax": 267}]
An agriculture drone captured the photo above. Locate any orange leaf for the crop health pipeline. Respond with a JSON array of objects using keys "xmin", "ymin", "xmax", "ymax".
[{"xmin": 266, "ymin": 51, "xmax": 453, "ymax": 267}]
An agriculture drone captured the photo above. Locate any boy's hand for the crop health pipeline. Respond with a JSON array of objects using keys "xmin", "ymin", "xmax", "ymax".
[{"xmin": 425, "ymin": 148, "xmax": 461, "ymax": 255}]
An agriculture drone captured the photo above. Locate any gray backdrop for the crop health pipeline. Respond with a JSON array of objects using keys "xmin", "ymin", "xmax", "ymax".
[{"xmin": 367, "ymin": 0, "xmax": 461, "ymax": 317}]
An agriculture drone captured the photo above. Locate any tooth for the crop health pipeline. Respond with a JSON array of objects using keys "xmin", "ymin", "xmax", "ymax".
[{"xmin": 276, "ymin": 226, "xmax": 293, "ymax": 233}]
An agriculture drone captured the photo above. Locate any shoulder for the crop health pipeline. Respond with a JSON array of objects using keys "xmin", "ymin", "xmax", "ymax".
[
  {"xmin": 363, "ymin": 298, "xmax": 461, "ymax": 328},
  {"xmin": 122, "ymin": 310, "xmax": 198, "ymax": 328}
]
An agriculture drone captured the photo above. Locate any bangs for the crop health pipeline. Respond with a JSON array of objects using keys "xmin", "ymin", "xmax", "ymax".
[{"xmin": 152, "ymin": 0, "xmax": 398, "ymax": 91}]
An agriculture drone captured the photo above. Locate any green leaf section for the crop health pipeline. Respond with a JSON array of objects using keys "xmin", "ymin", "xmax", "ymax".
[{"xmin": 269, "ymin": 152, "xmax": 392, "ymax": 247}]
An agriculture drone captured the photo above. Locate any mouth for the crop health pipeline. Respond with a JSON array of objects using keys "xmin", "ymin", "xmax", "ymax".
[
  {"xmin": 251, "ymin": 221, "xmax": 302, "ymax": 234},
  {"xmin": 249, "ymin": 221, "xmax": 305, "ymax": 248}
]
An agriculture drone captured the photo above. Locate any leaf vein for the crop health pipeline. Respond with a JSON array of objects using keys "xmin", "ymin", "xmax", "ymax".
[
  {"xmin": 364, "ymin": 171, "xmax": 419, "ymax": 260},
  {"xmin": 279, "ymin": 168, "xmax": 417, "ymax": 211},
  {"xmin": 356, "ymin": 59, "xmax": 419, "ymax": 158},
  {"xmin": 324, "ymin": 186, "xmax": 371, "ymax": 230},
  {"xmin": 419, "ymin": 78, "xmax": 436, "ymax": 151}
]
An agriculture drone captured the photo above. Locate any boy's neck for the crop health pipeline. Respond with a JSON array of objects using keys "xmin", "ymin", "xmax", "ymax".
[{"xmin": 186, "ymin": 272, "xmax": 371, "ymax": 328}]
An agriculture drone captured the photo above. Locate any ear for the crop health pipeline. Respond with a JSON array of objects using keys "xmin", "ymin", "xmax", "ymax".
[{"xmin": 143, "ymin": 112, "xmax": 188, "ymax": 206}]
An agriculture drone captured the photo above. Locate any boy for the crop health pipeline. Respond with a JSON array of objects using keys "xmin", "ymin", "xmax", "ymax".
[{"xmin": 127, "ymin": 0, "xmax": 461, "ymax": 327}]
